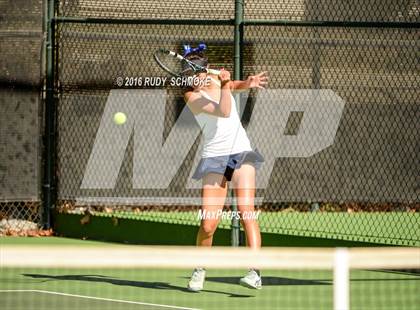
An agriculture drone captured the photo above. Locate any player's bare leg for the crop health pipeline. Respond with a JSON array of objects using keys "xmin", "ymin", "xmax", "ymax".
[
  {"xmin": 232, "ymin": 163, "xmax": 262, "ymax": 289},
  {"xmin": 188, "ymin": 173, "xmax": 228, "ymax": 292},
  {"xmin": 196, "ymin": 173, "xmax": 228, "ymax": 246},
  {"xmin": 231, "ymin": 163, "xmax": 261, "ymax": 249}
]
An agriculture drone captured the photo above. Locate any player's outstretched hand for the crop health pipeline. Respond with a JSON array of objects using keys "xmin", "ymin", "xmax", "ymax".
[{"xmin": 247, "ymin": 71, "xmax": 268, "ymax": 89}]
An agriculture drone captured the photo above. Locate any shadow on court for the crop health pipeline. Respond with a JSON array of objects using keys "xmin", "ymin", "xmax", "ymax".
[
  {"xmin": 204, "ymin": 270, "xmax": 420, "ymax": 286},
  {"xmin": 205, "ymin": 276, "xmax": 331, "ymax": 286},
  {"xmin": 22, "ymin": 274, "xmax": 253, "ymax": 298},
  {"xmin": 204, "ymin": 274, "xmax": 420, "ymax": 286},
  {"xmin": 370, "ymin": 269, "xmax": 420, "ymax": 277}
]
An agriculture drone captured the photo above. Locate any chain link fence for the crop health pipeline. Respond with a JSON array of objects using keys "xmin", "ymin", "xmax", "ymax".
[
  {"xmin": 0, "ymin": 0, "xmax": 45, "ymax": 235},
  {"xmin": 245, "ymin": 0, "xmax": 419, "ymax": 22},
  {"xmin": 53, "ymin": 0, "xmax": 419, "ymax": 245}
]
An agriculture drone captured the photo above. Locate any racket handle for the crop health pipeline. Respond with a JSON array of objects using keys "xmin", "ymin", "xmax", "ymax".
[{"xmin": 207, "ymin": 68, "xmax": 221, "ymax": 75}]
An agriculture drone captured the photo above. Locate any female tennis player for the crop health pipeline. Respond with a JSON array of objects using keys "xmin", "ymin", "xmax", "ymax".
[{"xmin": 183, "ymin": 45, "xmax": 268, "ymax": 291}]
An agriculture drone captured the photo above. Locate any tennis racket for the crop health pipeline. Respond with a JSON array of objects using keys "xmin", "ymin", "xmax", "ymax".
[{"xmin": 153, "ymin": 48, "xmax": 221, "ymax": 77}]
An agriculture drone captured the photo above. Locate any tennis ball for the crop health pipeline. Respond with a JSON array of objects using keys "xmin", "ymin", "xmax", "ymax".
[{"xmin": 113, "ymin": 112, "xmax": 127, "ymax": 125}]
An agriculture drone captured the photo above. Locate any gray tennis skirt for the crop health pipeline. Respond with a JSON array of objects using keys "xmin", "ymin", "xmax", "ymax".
[{"xmin": 192, "ymin": 149, "xmax": 264, "ymax": 181}]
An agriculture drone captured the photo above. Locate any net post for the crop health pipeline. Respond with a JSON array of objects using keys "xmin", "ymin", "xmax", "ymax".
[
  {"xmin": 42, "ymin": 0, "xmax": 57, "ymax": 229},
  {"xmin": 334, "ymin": 248, "xmax": 350, "ymax": 310},
  {"xmin": 231, "ymin": 0, "xmax": 244, "ymax": 247}
]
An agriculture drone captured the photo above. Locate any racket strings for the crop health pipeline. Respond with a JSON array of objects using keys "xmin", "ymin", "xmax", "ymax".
[{"xmin": 155, "ymin": 49, "xmax": 206, "ymax": 77}]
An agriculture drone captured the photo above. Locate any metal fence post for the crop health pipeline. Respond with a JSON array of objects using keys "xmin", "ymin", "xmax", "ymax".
[
  {"xmin": 231, "ymin": 0, "xmax": 244, "ymax": 247},
  {"xmin": 42, "ymin": 0, "xmax": 57, "ymax": 229}
]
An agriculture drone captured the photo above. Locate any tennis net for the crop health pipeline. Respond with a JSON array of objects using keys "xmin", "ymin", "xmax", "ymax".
[{"xmin": 1, "ymin": 245, "xmax": 419, "ymax": 310}]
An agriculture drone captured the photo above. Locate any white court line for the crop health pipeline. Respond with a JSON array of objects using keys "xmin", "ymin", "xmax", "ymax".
[{"xmin": 0, "ymin": 290, "xmax": 199, "ymax": 310}]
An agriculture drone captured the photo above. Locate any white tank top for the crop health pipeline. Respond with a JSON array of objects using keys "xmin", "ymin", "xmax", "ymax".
[{"xmin": 193, "ymin": 78, "xmax": 252, "ymax": 158}]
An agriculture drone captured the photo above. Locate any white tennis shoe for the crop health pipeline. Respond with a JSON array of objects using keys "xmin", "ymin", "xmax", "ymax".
[
  {"xmin": 239, "ymin": 269, "xmax": 262, "ymax": 289},
  {"xmin": 187, "ymin": 268, "xmax": 206, "ymax": 292}
]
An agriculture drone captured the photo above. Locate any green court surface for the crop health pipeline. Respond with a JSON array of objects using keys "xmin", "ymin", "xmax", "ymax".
[
  {"xmin": 1, "ymin": 238, "xmax": 419, "ymax": 309},
  {"xmin": 0, "ymin": 236, "xmax": 112, "ymax": 246},
  {"xmin": 90, "ymin": 211, "xmax": 419, "ymax": 245},
  {"xmin": 1, "ymin": 267, "xmax": 418, "ymax": 310}
]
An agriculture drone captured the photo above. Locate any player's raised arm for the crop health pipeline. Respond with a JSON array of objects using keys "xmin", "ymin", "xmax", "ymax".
[
  {"xmin": 184, "ymin": 69, "xmax": 233, "ymax": 118},
  {"xmin": 231, "ymin": 71, "xmax": 268, "ymax": 92}
]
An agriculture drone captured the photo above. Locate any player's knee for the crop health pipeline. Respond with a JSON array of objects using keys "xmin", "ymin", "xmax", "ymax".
[{"xmin": 200, "ymin": 221, "xmax": 218, "ymax": 236}]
